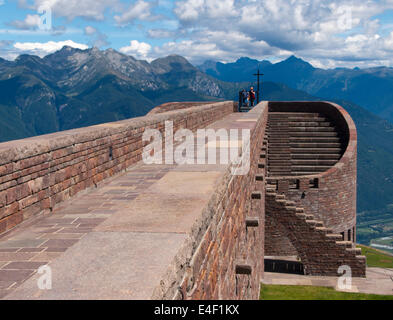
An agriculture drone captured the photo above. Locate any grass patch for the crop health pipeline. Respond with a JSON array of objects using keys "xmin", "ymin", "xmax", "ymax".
[
  {"xmin": 357, "ymin": 244, "xmax": 393, "ymax": 268},
  {"xmin": 260, "ymin": 284, "xmax": 393, "ymax": 300}
]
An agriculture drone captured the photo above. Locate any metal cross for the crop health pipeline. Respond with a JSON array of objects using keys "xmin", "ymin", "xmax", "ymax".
[{"xmin": 253, "ymin": 68, "xmax": 264, "ymax": 104}]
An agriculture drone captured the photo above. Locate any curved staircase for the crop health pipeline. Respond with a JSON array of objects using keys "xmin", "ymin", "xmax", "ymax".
[
  {"xmin": 267, "ymin": 112, "xmax": 344, "ymax": 176},
  {"xmin": 264, "ymin": 107, "xmax": 365, "ymax": 277},
  {"xmin": 265, "ymin": 184, "xmax": 366, "ymax": 277}
]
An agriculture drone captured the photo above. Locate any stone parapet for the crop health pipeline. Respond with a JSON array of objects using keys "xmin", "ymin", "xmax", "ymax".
[{"xmin": 0, "ymin": 102, "xmax": 235, "ymax": 235}]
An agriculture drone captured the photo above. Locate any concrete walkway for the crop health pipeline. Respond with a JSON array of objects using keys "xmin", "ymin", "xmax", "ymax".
[
  {"xmin": 262, "ymin": 267, "xmax": 393, "ymax": 296},
  {"xmin": 0, "ymin": 113, "xmax": 255, "ymax": 300}
]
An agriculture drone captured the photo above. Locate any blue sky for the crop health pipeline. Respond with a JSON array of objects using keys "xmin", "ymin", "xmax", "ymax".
[{"xmin": 0, "ymin": 0, "xmax": 392, "ymax": 68}]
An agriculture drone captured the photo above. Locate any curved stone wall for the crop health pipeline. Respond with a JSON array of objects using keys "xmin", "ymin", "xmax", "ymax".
[{"xmin": 266, "ymin": 101, "xmax": 357, "ymax": 257}]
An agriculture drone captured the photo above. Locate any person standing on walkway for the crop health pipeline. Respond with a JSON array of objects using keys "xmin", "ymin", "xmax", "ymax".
[
  {"xmin": 249, "ymin": 87, "xmax": 256, "ymax": 107},
  {"xmin": 241, "ymin": 89, "xmax": 248, "ymax": 107}
]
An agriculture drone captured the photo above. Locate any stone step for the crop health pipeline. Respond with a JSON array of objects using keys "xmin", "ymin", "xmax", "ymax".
[
  {"xmin": 267, "ymin": 130, "xmax": 291, "ymax": 134},
  {"xmin": 336, "ymin": 241, "xmax": 353, "ymax": 248},
  {"xmin": 268, "ymin": 150, "xmax": 291, "ymax": 154},
  {"xmin": 290, "ymin": 172, "xmax": 322, "ymax": 176},
  {"xmin": 268, "ymin": 155, "xmax": 292, "ymax": 159},
  {"xmin": 306, "ymin": 220, "xmax": 318, "ymax": 226},
  {"xmin": 268, "ymin": 165, "xmax": 292, "ymax": 169},
  {"xmin": 315, "ymin": 221, "xmax": 324, "ymax": 227},
  {"xmin": 326, "ymin": 234, "xmax": 343, "ymax": 240},
  {"xmin": 291, "ymin": 153, "xmax": 341, "ymax": 160},
  {"xmin": 268, "ymin": 147, "xmax": 290, "ymax": 151},
  {"xmin": 286, "ymin": 117, "xmax": 327, "ymax": 122},
  {"xmin": 269, "ymin": 112, "xmax": 321, "ymax": 118},
  {"xmin": 269, "ymin": 172, "xmax": 292, "ymax": 176},
  {"xmin": 268, "ymin": 143, "xmax": 290, "ymax": 147},
  {"xmin": 296, "ymin": 213, "xmax": 306, "ymax": 219},
  {"xmin": 346, "ymin": 248, "xmax": 362, "ymax": 255},
  {"xmin": 290, "ymin": 142, "xmax": 341, "ymax": 148},
  {"xmin": 269, "ymin": 138, "xmax": 291, "ymax": 142},
  {"xmin": 269, "ymin": 121, "xmax": 331, "ymax": 127},
  {"xmin": 266, "ymin": 185, "xmax": 277, "ymax": 191},
  {"xmin": 269, "ymin": 169, "xmax": 292, "ymax": 174},
  {"xmin": 290, "ymin": 159, "xmax": 338, "ymax": 166},
  {"xmin": 291, "ymin": 148, "xmax": 342, "ymax": 154},
  {"xmin": 290, "ymin": 127, "xmax": 336, "ymax": 132},
  {"xmin": 267, "ymin": 152, "xmax": 291, "ymax": 156},
  {"xmin": 290, "ymin": 132, "xmax": 339, "ymax": 137},
  {"xmin": 291, "ymin": 165, "xmax": 331, "ymax": 172},
  {"xmin": 290, "ymin": 137, "xmax": 340, "ymax": 143},
  {"xmin": 268, "ymin": 161, "xmax": 293, "ymax": 165},
  {"xmin": 268, "ymin": 165, "xmax": 292, "ymax": 170}
]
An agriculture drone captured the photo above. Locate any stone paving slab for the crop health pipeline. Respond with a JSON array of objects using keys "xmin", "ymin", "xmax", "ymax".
[
  {"xmin": 5, "ymin": 232, "xmax": 187, "ymax": 300},
  {"xmin": 0, "ymin": 112, "xmax": 250, "ymax": 299},
  {"xmin": 95, "ymin": 195, "xmax": 208, "ymax": 234}
]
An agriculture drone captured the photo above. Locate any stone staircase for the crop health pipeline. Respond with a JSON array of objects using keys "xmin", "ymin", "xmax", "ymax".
[
  {"xmin": 265, "ymin": 183, "xmax": 366, "ymax": 277},
  {"xmin": 267, "ymin": 112, "xmax": 343, "ymax": 176}
]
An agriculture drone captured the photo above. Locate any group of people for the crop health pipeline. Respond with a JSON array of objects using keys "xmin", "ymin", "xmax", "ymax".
[{"xmin": 240, "ymin": 87, "xmax": 256, "ymax": 108}]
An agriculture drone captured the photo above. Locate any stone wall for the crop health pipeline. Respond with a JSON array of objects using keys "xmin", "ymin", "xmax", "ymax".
[
  {"xmin": 155, "ymin": 102, "xmax": 269, "ymax": 300},
  {"xmin": 266, "ymin": 190, "xmax": 365, "ymax": 277},
  {"xmin": 0, "ymin": 102, "xmax": 235, "ymax": 235},
  {"xmin": 266, "ymin": 101, "xmax": 358, "ymax": 256},
  {"xmin": 147, "ymin": 102, "xmax": 217, "ymax": 115}
]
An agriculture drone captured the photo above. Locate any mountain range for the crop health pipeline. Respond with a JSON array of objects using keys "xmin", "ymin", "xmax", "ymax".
[
  {"xmin": 0, "ymin": 47, "xmax": 393, "ymax": 243},
  {"xmin": 199, "ymin": 56, "xmax": 393, "ymax": 123},
  {"xmin": 0, "ymin": 46, "xmax": 248, "ymax": 142}
]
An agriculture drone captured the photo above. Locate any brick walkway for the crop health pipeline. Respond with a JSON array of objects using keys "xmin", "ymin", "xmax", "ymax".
[
  {"xmin": 0, "ymin": 113, "xmax": 250, "ymax": 299},
  {"xmin": 0, "ymin": 163, "xmax": 174, "ymax": 299}
]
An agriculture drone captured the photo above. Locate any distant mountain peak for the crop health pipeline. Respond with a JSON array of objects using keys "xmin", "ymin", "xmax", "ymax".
[
  {"xmin": 283, "ymin": 55, "xmax": 310, "ymax": 64},
  {"xmin": 61, "ymin": 45, "xmax": 76, "ymax": 51},
  {"xmin": 15, "ymin": 54, "xmax": 42, "ymax": 63},
  {"xmin": 236, "ymin": 57, "xmax": 257, "ymax": 63},
  {"xmin": 277, "ymin": 55, "xmax": 315, "ymax": 72},
  {"xmin": 58, "ymin": 45, "xmax": 82, "ymax": 54},
  {"xmin": 152, "ymin": 54, "xmax": 195, "ymax": 71}
]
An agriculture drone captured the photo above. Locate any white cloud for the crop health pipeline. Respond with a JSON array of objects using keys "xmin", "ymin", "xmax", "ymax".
[
  {"xmin": 114, "ymin": 0, "xmax": 157, "ymax": 26},
  {"xmin": 150, "ymin": 30, "xmax": 293, "ymax": 65},
  {"xmin": 168, "ymin": 0, "xmax": 393, "ymax": 67},
  {"xmin": 13, "ymin": 40, "xmax": 88, "ymax": 57},
  {"xmin": 174, "ymin": 0, "xmax": 236, "ymax": 22},
  {"xmin": 384, "ymin": 32, "xmax": 393, "ymax": 51},
  {"xmin": 84, "ymin": 26, "xmax": 97, "ymax": 35},
  {"xmin": 28, "ymin": 0, "xmax": 119, "ymax": 21},
  {"xmin": 147, "ymin": 29, "xmax": 175, "ymax": 39},
  {"xmin": 84, "ymin": 27, "xmax": 110, "ymax": 48},
  {"xmin": 119, "ymin": 40, "xmax": 152, "ymax": 60},
  {"xmin": 10, "ymin": 14, "xmax": 41, "ymax": 30}
]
